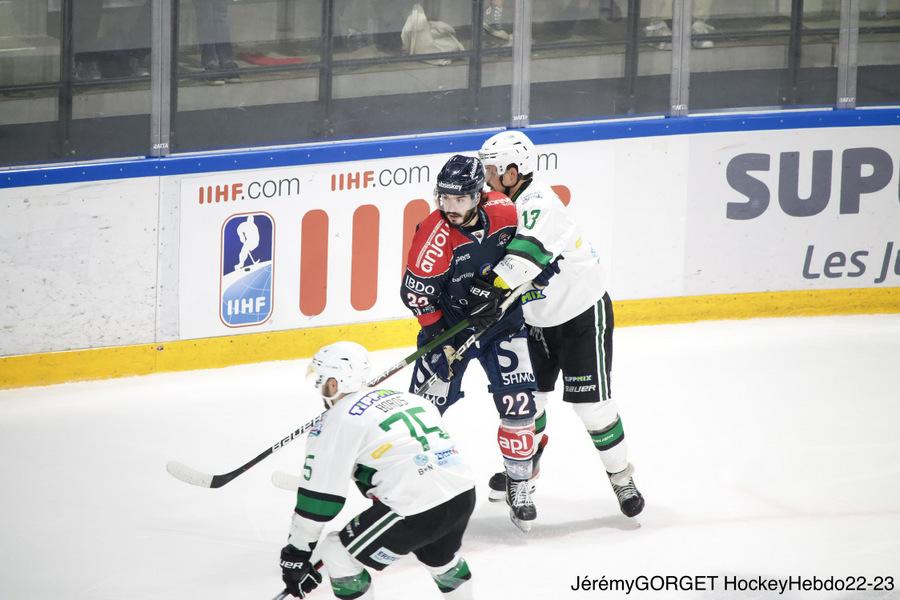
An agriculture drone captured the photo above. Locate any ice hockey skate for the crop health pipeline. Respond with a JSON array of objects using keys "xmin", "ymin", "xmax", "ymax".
[
  {"xmin": 608, "ymin": 463, "xmax": 644, "ymax": 517},
  {"xmin": 506, "ymin": 477, "xmax": 536, "ymax": 532},
  {"xmin": 488, "ymin": 434, "xmax": 547, "ymax": 502}
]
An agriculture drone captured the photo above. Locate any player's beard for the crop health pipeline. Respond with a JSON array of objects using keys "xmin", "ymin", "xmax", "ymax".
[
  {"xmin": 445, "ymin": 212, "xmax": 464, "ymax": 225},
  {"xmin": 446, "ymin": 207, "xmax": 477, "ymax": 227}
]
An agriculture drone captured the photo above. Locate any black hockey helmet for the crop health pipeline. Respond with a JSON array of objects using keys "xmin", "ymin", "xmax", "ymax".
[
  {"xmin": 434, "ymin": 155, "xmax": 485, "ymax": 227},
  {"xmin": 435, "ymin": 154, "xmax": 485, "ymax": 197}
]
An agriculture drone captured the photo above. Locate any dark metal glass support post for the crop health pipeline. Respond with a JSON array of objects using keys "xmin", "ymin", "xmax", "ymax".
[
  {"xmin": 468, "ymin": 0, "xmax": 486, "ymax": 127},
  {"xmin": 169, "ymin": 0, "xmax": 180, "ymax": 151},
  {"xmin": 622, "ymin": 0, "xmax": 642, "ymax": 113},
  {"xmin": 318, "ymin": 0, "xmax": 335, "ymax": 137},
  {"xmin": 837, "ymin": 0, "xmax": 859, "ymax": 108},
  {"xmin": 151, "ymin": 0, "xmax": 174, "ymax": 157},
  {"xmin": 510, "ymin": 0, "xmax": 531, "ymax": 127},
  {"xmin": 786, "ymin": 0, "xmax": 805, "ymax": 106},
  {"xmin": 56, "ymin": 0, "xmax": 74, "ymax": 158},
  {"xmin": 670, "ymin": 0, "xmax": 690, "ymax": 116}
]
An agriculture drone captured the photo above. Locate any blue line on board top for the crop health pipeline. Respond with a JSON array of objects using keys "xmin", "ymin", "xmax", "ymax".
[{"xmin": 2, "ymin": 107, "xmax": 899, "ymax": 189}]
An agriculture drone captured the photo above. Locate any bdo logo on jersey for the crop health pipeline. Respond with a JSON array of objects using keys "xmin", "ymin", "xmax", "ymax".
[{"xmin": 220, "ymin": 212, "xmax": 274, "ymax": 327}]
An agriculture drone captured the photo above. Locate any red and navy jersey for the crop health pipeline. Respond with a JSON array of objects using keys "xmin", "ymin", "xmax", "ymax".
[{"xmin": 402, "ymin": 192, "xmax": 520, "ymax": 334}]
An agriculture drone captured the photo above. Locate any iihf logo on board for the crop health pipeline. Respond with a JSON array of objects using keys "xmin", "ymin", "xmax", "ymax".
[{"xmin": 220, "ymin": 212, "xmax": 274, "ymax": 327}]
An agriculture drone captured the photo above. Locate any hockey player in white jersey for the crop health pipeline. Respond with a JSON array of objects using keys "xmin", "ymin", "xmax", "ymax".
[
  {"xmin": 278, "ymin": 341, "xmax": 477, "ymax": 599},
  {"xmin": 465, "ymin": 130, "xmax": 644, "ymax": 518}
]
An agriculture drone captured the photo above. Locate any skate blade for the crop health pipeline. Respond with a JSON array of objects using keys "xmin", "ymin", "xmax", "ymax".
[{"xmin": 510, "ymin": 514, "xmax": 533, "ymax": 533}]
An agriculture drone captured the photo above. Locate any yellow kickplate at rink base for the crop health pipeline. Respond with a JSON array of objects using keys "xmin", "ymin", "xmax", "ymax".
[
  {"xmin": 0, "ymin": 319, "xmax": 420, "ymax": 390},
  {"xmin": 615, "ymin": 286, "xmax": 900, "ymax": 327},
  {"xmin": 1, "ymin": 287, "xmax": 898, "ymax": 390}
]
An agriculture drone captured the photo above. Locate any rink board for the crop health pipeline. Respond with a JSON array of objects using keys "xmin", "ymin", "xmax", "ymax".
[
  {"xmin": 2, "ymin": 109, "xmax": 900, "ymax": 386},
  {"xmin": 2, "ymin": 287, "xmax": 898, "ymax": 389}
]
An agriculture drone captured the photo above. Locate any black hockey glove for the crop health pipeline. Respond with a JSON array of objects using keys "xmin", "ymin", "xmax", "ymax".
[
  {"xmin": 533, "ymin": 256, "xmax": 564, "ymax": 288},
  {"xmin": 280, "ymin": 544, "xmax": 322, "ymax": 598},
  {"xmin": 465, "ymin": 277, "xmax": 510, "ymax": 329}
]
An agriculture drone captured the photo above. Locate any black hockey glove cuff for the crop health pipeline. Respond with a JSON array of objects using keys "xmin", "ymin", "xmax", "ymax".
[{"xmin": 280, "ymin": 544, "xmax": 322, "ymax": 598}]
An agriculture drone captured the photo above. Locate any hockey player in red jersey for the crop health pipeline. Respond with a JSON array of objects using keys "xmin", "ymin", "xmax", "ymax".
[{"xmin": 401, "ymin": 154, "xmax": 538, "ymax": 531}]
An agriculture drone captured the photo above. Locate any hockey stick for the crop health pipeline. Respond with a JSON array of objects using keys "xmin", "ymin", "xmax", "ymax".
[
  {"xmin": 166, "ymin": 419, "xmax": 321, "ymax": 488},
  {"xmin": 414, "ymin": 282, "xmax": 532, "ymax": 396},
  {"xmin": 166, "ymin": 316, "xmax": 480, "ymax": 489},
  {"xmin": 269, "ymin": 283, "xmax": 533, "ymax": 491},
  {"xmin": 365, "ymin": 317, "xmax": 474, "ymax": 386}
]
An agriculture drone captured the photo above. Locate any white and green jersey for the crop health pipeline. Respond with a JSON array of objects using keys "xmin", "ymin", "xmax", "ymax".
[
  {"xmin": 287, "ymin": 388, "xmax": 474, "ymax": 551},
  {"xmin": 492, "ymin": 180, "xmax": 608, "ymax": 327}
]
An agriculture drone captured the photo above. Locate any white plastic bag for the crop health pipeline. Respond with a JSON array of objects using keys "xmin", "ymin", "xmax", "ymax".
[{"xmin": 401, "ymin": 4, "xmax": 464, "ymax": 66}]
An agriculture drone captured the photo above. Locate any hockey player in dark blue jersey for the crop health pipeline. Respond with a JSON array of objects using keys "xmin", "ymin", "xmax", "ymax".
[{"xmin": 401, "ymin": 154, "xmax": 538, "ymax": 531}]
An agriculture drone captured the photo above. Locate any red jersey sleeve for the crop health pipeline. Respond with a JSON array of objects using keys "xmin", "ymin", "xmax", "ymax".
[{"xmin": 401, "ymin": 210, "xmax": 452, "ymax": 327}]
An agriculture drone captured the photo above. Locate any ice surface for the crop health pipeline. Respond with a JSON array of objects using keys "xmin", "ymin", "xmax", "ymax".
[{"xmin": 1, "ymin": 315, "xmax": 899, "ymax": 600}]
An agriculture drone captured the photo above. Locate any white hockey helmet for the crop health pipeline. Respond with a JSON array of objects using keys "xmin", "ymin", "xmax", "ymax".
[
  {"xmin": 306, "ymin": 341, "xmax": 371, "ymax": 404},
  {"xmin": 479, "ymin": 130, "xmax": 537, "ymax": 177}
]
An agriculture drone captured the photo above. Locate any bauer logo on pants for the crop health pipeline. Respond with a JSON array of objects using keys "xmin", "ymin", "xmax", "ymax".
[{"xmin": 220, "ymin": 212, "xmax": 274, "ymax": 327}]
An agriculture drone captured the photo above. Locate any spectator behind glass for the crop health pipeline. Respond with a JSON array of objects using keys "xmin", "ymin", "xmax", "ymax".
[
  {"xmin": 72, "ymin": 0, "xmax": 151, "ymax": 81},
  {"xmin": 194, "ymin": 0, "xmax": 239, "ymax": 84},
  {"xmin": 73, "ymin": 0, "xmax": 104, "ymax": 80},
  {"xmin": 125, "ymin": 0, "xmax": 151, "ymax": 77}
]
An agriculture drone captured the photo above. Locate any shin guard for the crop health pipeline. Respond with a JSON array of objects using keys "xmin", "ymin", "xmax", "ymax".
[{"xmin": 497, "ymin": 419, "xmax": 535, "ymax": 481}]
